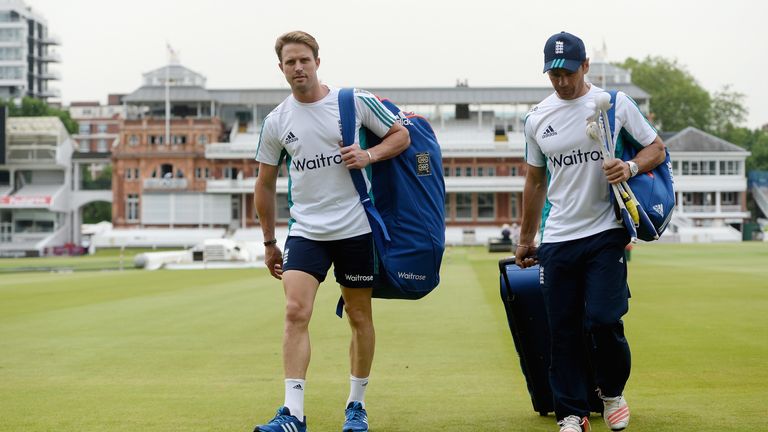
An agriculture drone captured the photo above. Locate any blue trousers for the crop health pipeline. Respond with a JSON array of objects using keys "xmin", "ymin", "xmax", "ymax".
[{"xmin": 537, "ymin": 228, "xmax": 632, "ymax": 420}]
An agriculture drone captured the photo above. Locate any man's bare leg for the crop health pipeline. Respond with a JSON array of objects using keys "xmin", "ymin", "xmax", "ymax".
[
  {"xmin": 341, "ymin": 286, "xmax": 374, "ymax": 407},
  {"xmin": 281, "ymin": 270, "xmax": 319, "ymax": 420}
]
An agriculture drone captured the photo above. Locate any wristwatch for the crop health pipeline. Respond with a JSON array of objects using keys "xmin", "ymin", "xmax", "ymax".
[
  {"xmin": 627, "ymin": 161, "xmax": 639, "ymax": 178},
  {"xmin": 263, "ymin": 239, "xmax": 277, "ymax": 246}
]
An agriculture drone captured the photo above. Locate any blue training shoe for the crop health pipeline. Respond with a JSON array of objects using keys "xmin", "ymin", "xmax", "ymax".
[
  {"xmin": 342, "ymin": 401, "xmax": 368, "ymax": 432},
  {"xmin": 253, "ymin": 406, "xmax": 306, "ymax": 432}
]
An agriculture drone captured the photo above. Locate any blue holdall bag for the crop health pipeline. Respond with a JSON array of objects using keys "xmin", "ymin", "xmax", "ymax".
[
  {"xmin": 338, "ymin": 88, "xmax": 445, "ymax": 310},
  {"xmin": 606, "ymin": 90, "xmax": 676, "ymax": 241}
]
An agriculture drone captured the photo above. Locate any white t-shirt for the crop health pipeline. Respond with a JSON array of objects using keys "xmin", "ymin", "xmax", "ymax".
[
  {"xmin": 255, "ymin": 86, "xmax": 396, "ymax": 241},
  {"xmin": 524, "ymin": 85, "xmax": 658, "ymax": 243}
]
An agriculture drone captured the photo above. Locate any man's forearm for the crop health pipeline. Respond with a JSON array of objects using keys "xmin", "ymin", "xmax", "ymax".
[
  {"xmin": 519, "ymin": 206, "xmax": 544, "ymax": 246},
  {"xmin": 632, "ymin": 138, "xmax": 666, "ymax": 174},
  {"xmin": 519, "ymin": 174, "xmax": 546, "ymax": 245},
  {"xmin": 255, "ymin": 181, "xmax": 277, "ymax": 241},
  {"xmin": 368, "ymin": 127, "xmax": 409, "ymax": 162}
]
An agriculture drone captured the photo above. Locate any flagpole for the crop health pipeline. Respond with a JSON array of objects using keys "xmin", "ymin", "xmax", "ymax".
[{"xmin": 165, "ymin": 52, "xmax": 170, "ymax": 147}]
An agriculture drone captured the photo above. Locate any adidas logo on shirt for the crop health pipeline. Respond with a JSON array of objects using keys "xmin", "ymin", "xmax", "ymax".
[
  {"xmin": 284, "ymin": 131, "xmax": 299, "ymax": 144},
  {"xmin": 542, "ymin": 125, "xmax": 558, "ymax": 139}
]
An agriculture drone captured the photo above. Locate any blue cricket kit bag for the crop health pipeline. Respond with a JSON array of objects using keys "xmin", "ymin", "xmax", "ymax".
[
  {"xmin": 338, "ymin": 88, "xmax": 445, "ymax": 312},
  {"xmin": 606, "ymin": 90, "xmax": 676, "ymax": 241}
]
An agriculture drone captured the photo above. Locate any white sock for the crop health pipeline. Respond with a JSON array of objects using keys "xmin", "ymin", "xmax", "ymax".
[
  {"xmin": 346, "ymin": 375, "xmax": 369, "ymax": 408},
  {"xmin": 284, "ymin": 378, "xmax": 305, "ymax": 421}
]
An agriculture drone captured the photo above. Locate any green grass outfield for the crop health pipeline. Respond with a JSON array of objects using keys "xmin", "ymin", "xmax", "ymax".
[
  {"xmin": 0, "ymin": 248, "xmax": 175, "ymax": 273},
  {"xmin": 0, "ymin": 242, "xmax": 766, "ymax": 431}
]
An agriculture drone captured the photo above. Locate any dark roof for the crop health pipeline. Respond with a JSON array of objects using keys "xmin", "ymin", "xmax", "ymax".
[
  {"xmin": 73, "ymin": 151, "xmax": 111, "ymax": 160},
  {"xmin": 143, "ymin": 64, "xmax": 206, "ymax": 80},
  {"xmin": 659, "ymin": 131, "xmax": 677, "ymax": 142},
  {"xmin": 70, "ymin": 101, "xmax": 100, "ymax": 107},
  {"xmin": 123, "ymin": 86, "xmax": 213, "ymax": 103},
  {"xmin": 210, "ymin": 84, "xmax": 650, "ymax": 106},
  {"xmin": 123, "ymin": 84, "xmax": 651, "ymax": 106},
  {"xmin": 665, "ymin": 127, "xmax": 749, "ymax": 153}
]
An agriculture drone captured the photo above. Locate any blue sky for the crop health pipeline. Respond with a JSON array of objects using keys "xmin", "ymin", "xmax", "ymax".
[{"xmin": 28, "ymin": 0, "xmax": 768, "ymax": 129}]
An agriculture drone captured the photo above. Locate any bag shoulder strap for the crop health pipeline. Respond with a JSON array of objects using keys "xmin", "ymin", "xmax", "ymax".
[
  {"xmin": 338, "ymin": 88, "xmax": 369, "ymax": 203},
  {"xmin": 607, "ymin": 90, "xmax": 619, "ymax": 157},
  {"xmin": 336, "ymin": 88, "xmax": 390, "ymax": 317},
  {"xmin": 337, "ymin": 88, "xmax": 390, "ymax": 245}
]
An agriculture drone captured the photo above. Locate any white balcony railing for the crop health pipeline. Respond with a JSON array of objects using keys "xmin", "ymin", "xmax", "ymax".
[
  {"xmin": 673, "ymin": 175, "xmax": 747, "ymax": 192},
  {"xmin": 676, "ymin": 205, "xmax": 750, "ymax": 222},
  {"xmin": 206, "ymin": 178, "xmax": 254, "ymax": 192},
  {"xmin": 682, "ymin": 205, "xmax": 718, "ymax": 213},
  {"xmin": 680, "ymin": 205, "xmax": 744, "ymax": 214},
  {"xmin": 444, "ymin": 176, "xmax": 525, "ymax": 193},
  {"xmin": 205, "ymin": 142, "xmax": 257, "ymax": 159},
  {"xmin": 40, "ymin": 52, "xmax": 62, "ymax": 63},
  {"xmin": 38, "ymin": 71, "xmax": 61, "ymax": 80},
  {"xmin": 143, "ymin": 178, "xmax": 188, "ymax": 190},
  {"xmin": 40, "ymin": 35, "xmax": 62, "ymax": 45},
  {"xmin": 720, "ymin": 205, "xmax": 742, "ymax": 213},
  {"xmin": 206, "ymin": 177, "xmax": 289, "ymax": 193},
  {"xmin": 39, "ymin": 88, "xmax": 61, "ymax": 98},
  {"xmin": 203, "ymin": 176, "xmax": 526, "ymax": 194},
  {"xmin": 7, "ymin": 146, "xmax": 58, "ymax": 163}
]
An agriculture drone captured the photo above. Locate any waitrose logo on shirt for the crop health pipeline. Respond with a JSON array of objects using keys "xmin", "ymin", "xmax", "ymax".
[
  {"xmin": 548, "ymin": 148, "xmax": 603, "ymax": 168},
  {"xmin": 292, "ymin": 153, "xmax": 344, "ymax": 171}
]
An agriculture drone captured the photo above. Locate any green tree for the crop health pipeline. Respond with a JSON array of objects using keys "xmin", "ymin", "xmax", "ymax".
[
  {"xmin": 80, "ymin": 164, "xmax": 112, "ymax": 190},
  {"xmin": 720, "ymin": 126, "xmax": 768, "ymax": 171},
  {"xmin": 618, "ymin": 56, "xmax": 768, "ymax": 172},
  {"xmin": 0, "ymin": 97, "xmax": 78, "ymax": 134},
  {"xmin": 82, "ymin": 202, "xmax": 112, "ymax": 224},
  {"xmin": 710, "ymin": 85, "xmax": 748, "ymax": 136},
  {"xmin": 749, "ymin": 134, "xmax": 768, "ymax": 171},
  {"xmin": 619, "ymin": 56, "xmax": 712, "ymax": 132}
]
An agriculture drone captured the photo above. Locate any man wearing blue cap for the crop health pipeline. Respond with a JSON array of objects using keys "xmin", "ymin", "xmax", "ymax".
[{"xmin": 515, "ymin": 32, "xmax": 666, "ymax": 432}]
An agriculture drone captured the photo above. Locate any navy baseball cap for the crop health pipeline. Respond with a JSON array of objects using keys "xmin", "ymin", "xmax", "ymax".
[{"xmin": 543, "ymin": 31, "xmax": 586, "ymax": 73}]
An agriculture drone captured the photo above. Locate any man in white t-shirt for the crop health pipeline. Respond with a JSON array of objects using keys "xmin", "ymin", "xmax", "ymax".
[
  {"xmin": 515, "ymin": 32, "xmax": 666, "ymax": 432},
  {"xmin": 252, "ymin": 31, "xmax": 409, "ymax": 432}
]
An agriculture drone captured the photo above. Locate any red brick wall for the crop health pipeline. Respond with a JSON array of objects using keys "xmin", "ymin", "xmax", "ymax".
[{"xmin": 112, "ymin": 117, "xmax": 225, "ymax": 227}]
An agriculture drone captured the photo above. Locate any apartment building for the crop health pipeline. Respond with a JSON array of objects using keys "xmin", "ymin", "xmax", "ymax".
[{"xmin": 0, "ymin": 0, "xmax": 60, "ymax": 102}]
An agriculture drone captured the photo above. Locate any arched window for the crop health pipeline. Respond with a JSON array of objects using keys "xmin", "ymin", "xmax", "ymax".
[{"xmin": 161, "ymin": 164, "xmax": 173, "ymax": 178}]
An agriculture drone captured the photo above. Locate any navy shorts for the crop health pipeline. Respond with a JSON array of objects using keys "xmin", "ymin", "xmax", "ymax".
[{"xmin": 282, "ymin": 233, "xmax": 375, "ymax": 288}]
